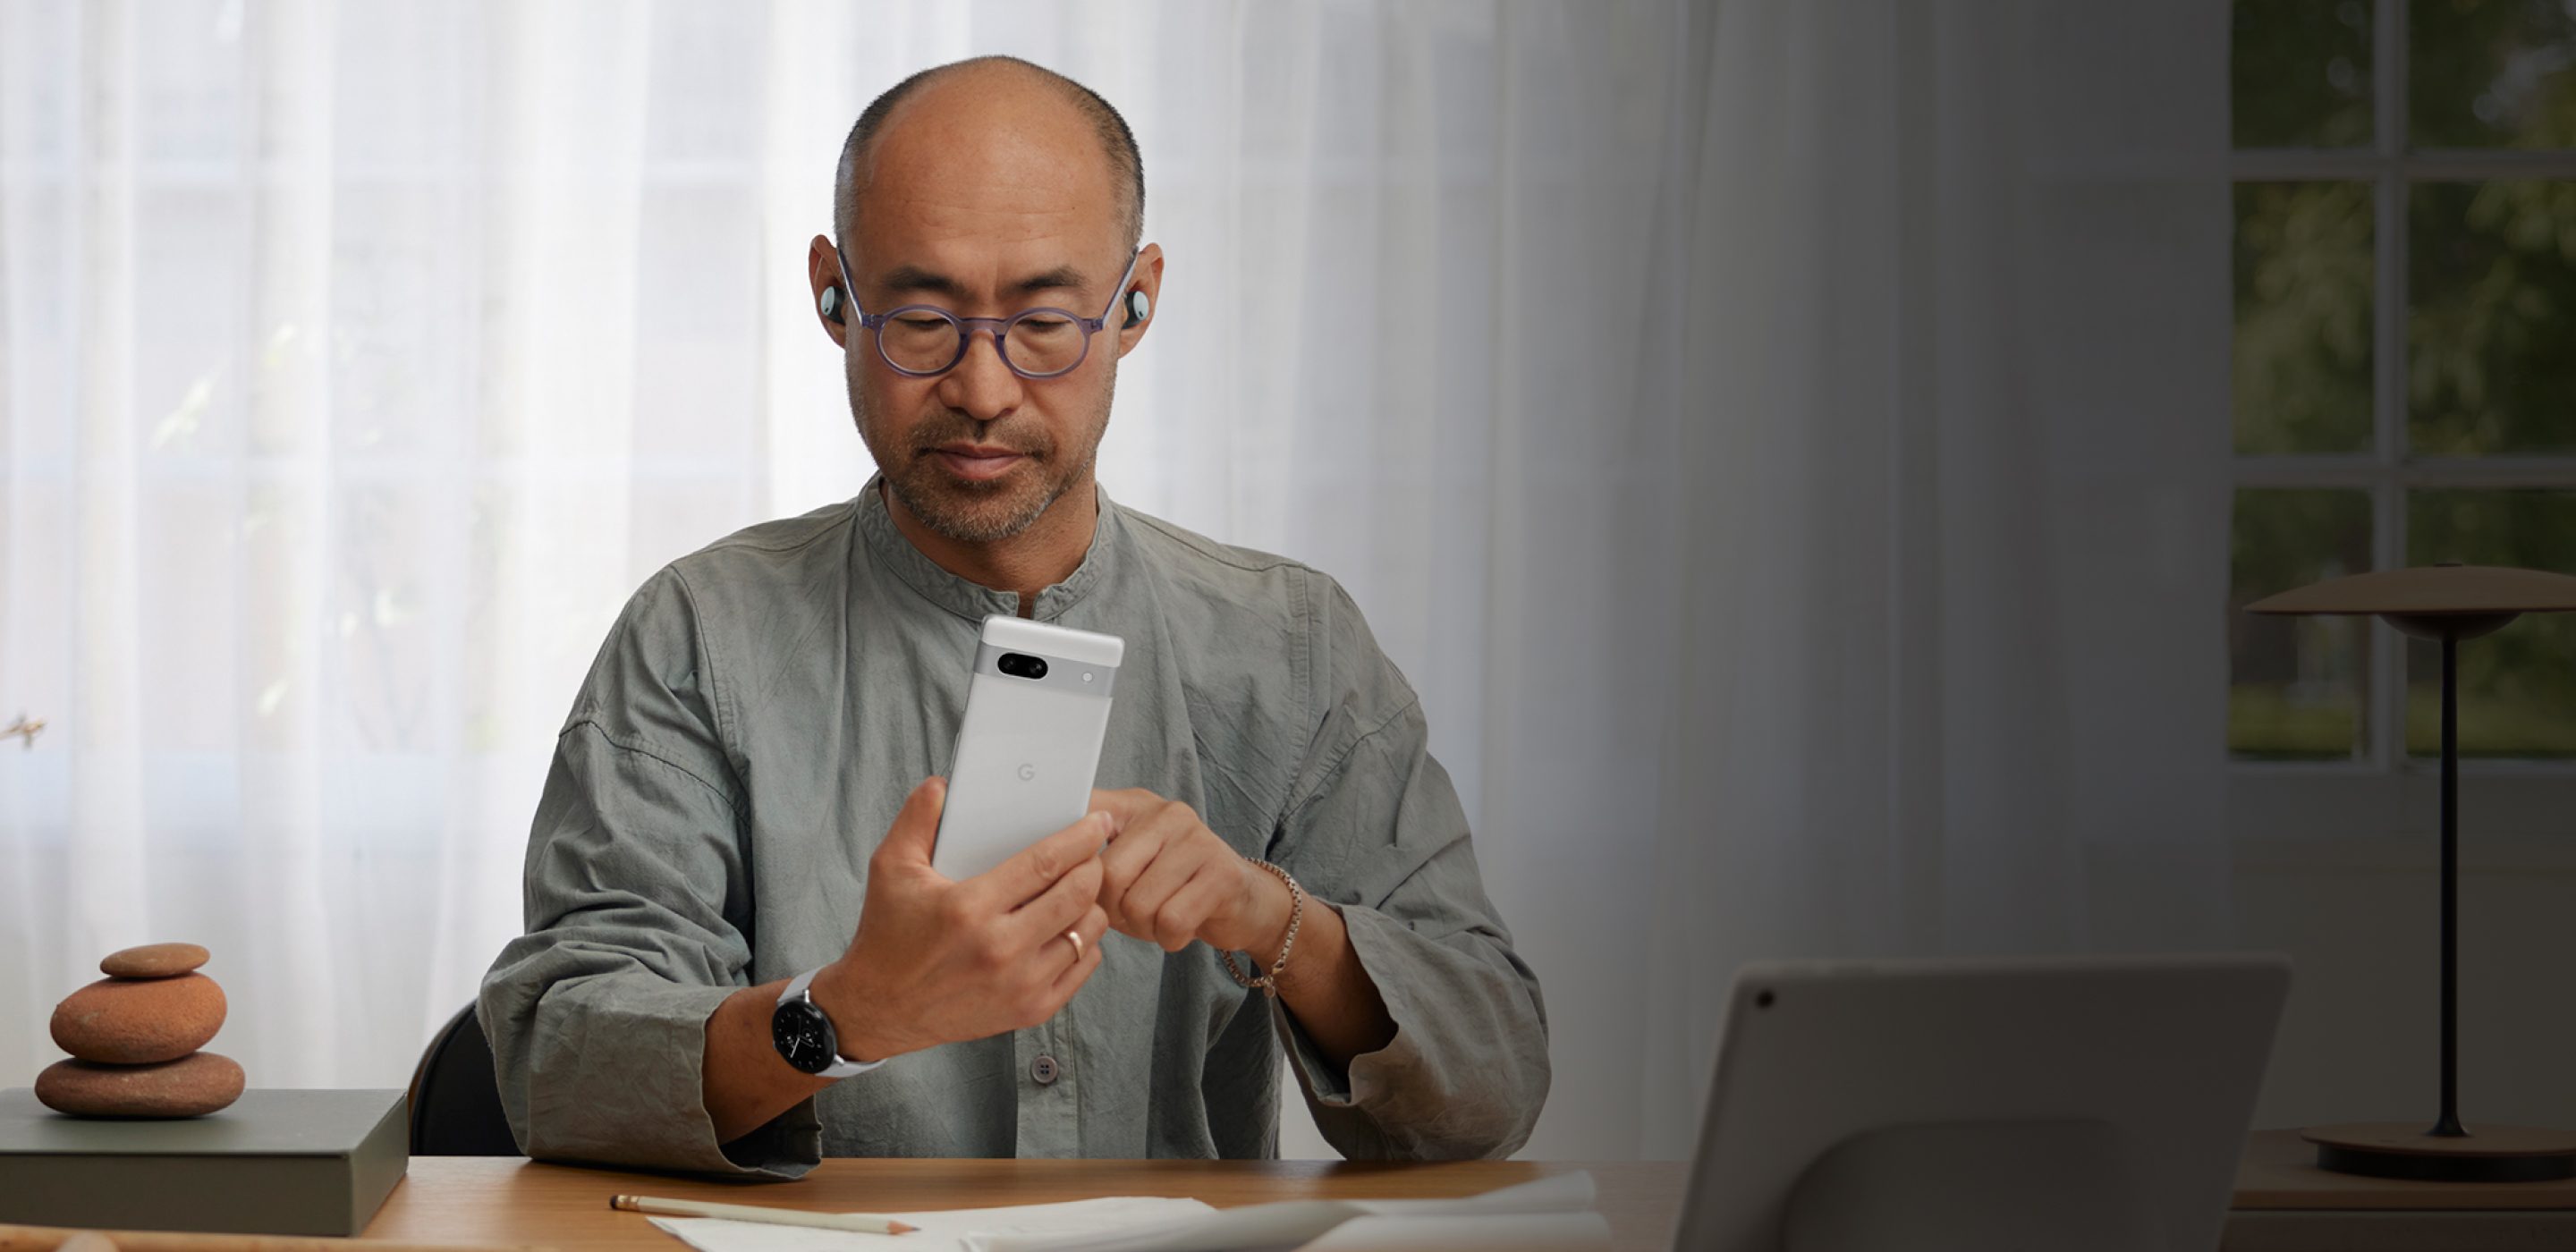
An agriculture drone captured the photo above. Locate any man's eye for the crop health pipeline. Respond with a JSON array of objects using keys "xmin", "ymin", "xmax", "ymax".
[
  {"xmin": 894, "ymin": 317, "xmax": 953, "ymax": 333},
  {"xmin": 1014, "ymin": 317, "xmax": 1074, "ymax": 335}
]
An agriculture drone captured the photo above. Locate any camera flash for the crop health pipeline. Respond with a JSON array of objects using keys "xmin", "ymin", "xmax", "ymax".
[{"xmin": 1083, "ymin": 673, "xmax": 1094, "ymax": 682}]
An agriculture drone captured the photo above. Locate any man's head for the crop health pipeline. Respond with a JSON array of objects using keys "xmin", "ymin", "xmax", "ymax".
[
  {"xmin": 811, "ymin": 56, "xmax": 1161, "ymax": 549},
  {"xmin": 835, "ymin": 57, "xmax": 1144, "ymax": 255}
]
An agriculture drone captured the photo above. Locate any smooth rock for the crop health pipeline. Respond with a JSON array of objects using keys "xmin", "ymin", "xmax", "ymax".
[
  {"xmin": 34, "ymin": 1053, "xmax": 245, "ymax": 1118},
  {"xmin": 49, "ymin": 972, "xmax": 225, "ymax": 1065},
  {"xmin": 99, "ymin": 942, "xmax": 209, "ymax": 979}
]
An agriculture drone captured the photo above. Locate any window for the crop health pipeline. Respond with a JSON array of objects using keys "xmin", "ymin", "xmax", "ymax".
[{"xmin": 2230, "ymin": 0, "xmax": 2576, "ymax": 772}]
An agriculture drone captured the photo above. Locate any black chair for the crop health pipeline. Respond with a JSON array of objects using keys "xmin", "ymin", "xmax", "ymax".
[{"xmin": 407, "ymin": 1002, "xmax": 524, "ymax": 1155}]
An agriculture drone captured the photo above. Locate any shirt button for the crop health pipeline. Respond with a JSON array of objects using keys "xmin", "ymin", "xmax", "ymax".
[{"xmin": 1030, "ymin": 1055, "xmax": 1062, "ymax": 1085}]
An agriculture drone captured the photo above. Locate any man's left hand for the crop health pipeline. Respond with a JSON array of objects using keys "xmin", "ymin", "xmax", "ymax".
[
  {"xmin": 1089, "ymin": 787, "xmax": 1398, "ymax": 1064},
  {"xmin": 1089, "ymin": 789, "xmax": 1292, "ymax": 958}
]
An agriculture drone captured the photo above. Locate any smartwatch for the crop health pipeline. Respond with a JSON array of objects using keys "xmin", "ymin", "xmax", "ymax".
[{"xmin": 770, "ymin": 968, "xmax": 884, "ymax": 1079}]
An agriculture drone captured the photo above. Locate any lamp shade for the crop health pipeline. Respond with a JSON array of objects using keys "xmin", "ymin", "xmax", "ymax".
[
  {"xmin": 2243, "ymin": 565, "xmax": 2576, "ymax": 641},
  {"xmin": 2245, "ymin": 564, "xmax": 2576, "ymax": 615}
]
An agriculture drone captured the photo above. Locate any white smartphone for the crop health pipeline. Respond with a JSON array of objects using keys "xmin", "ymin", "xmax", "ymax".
[{"xmin": 930, "ymin": 614, "xmax": 1126, "ymax": 882}]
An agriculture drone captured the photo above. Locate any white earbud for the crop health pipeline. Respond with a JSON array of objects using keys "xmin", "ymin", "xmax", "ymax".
[
  {"xmin": 819, "ymin": 287, "xmax": 844, "ymax": 324},
  {"xmin": 1125, "ymin": 289, "xmax": 1150, "ymax": 326}
]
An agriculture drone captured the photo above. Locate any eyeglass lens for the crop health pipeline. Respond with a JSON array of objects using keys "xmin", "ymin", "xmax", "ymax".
[{"xmin": 878, "ymin": 310, "xmax": 1090, "ymax": 378}]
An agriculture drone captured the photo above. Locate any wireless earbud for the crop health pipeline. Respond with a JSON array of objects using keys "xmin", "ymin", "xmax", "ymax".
[
  {"xmin": 819, "ymin": 286, "xmax": 845, "ymax": 325},
  {"xmin": 1123, "ymin": 289, "xmax": 1150, "ymax": 327}
]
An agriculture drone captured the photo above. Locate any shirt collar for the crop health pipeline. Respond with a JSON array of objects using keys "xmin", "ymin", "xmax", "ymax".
[{"xmin": 855, "ymin": 476, "xmax": 1122, "ymax": 624}]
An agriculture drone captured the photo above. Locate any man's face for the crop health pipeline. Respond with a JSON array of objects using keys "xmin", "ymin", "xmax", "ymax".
[{"xmin": 830, "ymin": 78, "xmax": 1148, "ymax": 546}]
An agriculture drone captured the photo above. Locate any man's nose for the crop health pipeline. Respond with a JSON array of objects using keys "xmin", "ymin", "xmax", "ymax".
[{"xmin": 936, "ymin": 329, "xmax": 1023, "ymax": 421}]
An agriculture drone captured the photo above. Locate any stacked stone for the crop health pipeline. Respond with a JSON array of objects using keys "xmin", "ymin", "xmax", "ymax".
[{"xmin": 36, "ymin": 943, "xmax": 244, "ymax": 1118}]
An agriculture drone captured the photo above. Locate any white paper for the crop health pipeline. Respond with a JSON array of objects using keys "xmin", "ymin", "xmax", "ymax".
[
  {"xmin": 969, "ymin": 1172, "xmax": 1599, "ymax": 1252},
  {"xmin": 650, "ymin": 1197, "xmax": 1217, "ymax": 1252},
  {"xmin": 1296, "ymin": 1213, "xmax": 1613, "ymax": 1250}
]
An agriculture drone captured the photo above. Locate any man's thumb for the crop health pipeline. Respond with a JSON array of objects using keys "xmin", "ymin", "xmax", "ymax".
[{"xmin": 877, "ymin": 776, "xmax": 946, "ymax": 867}]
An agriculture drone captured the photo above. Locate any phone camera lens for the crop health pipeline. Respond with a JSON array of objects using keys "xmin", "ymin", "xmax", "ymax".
[{"xmin": 997, "ymin": 653, "xmax": 1048, "ymax": 680}]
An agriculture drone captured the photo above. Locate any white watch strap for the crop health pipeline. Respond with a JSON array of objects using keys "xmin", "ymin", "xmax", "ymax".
[{"xmin": 778, "ymin": 967, "xmax": 884, "ymax": 1079}]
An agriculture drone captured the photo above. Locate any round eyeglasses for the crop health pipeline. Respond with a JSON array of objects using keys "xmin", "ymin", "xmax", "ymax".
[{"xmin": 834, "ymin": 248, "xmax": 1143, "ymax": 381}]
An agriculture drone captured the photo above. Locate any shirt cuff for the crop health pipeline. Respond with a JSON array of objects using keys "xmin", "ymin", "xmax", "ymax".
[
  {"xmin": 519, "ymin": 976, "xmax": 821, "ymax": 1179},
  {"xmin": 1268, "ymin": 902, "xmax": 1428, "ymax": 1112}
]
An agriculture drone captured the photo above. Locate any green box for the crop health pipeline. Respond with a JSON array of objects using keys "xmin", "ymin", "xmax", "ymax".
[{"xmin": 0, "ymin": 1088, "xmax": 408, "ymax": 1236}]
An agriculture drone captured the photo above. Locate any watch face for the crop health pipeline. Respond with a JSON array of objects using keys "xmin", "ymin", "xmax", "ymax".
[{"xmin": 771, "ymin": 997, "xmax": 840, "ymax": 1075}]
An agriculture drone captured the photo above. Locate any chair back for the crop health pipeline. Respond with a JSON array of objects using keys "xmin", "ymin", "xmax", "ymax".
[{"xmin": 407, "ymin": 1002, "xmax": 523, "ymax": 1155}]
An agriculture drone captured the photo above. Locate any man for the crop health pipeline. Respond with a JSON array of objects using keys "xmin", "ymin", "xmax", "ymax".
[{"xmin": 480, "ymin": 55, "xmax": 1547, "ymax": 1176}]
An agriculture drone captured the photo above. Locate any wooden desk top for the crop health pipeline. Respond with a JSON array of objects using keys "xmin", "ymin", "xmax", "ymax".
[
  {"xmin": 361, "ymin": 1158, "xmax": 1692, "ymax": 1252},
  {"xmin": 2234, "ymin": 1128, "xmax": 2576, "ymax": 1210}
]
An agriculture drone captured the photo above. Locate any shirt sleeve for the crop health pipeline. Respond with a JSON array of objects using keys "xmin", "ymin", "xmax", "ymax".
[
  {"xmin": 479, "ymin": 568, "xmax": 822, "ymax": 1178},
  {"xmin": 1265, "ymin": 578, "xmax": 1552, "ymax": 1160}
]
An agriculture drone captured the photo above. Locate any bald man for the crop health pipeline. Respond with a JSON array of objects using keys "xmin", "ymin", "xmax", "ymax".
[{"xmin": 480, "ymin": 57, "xmax": 1548, "ymax": 1177}]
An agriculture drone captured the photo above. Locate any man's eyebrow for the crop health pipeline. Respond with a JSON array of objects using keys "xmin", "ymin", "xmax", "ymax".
[
  {"xmin": 1007, "ymin": 266, "xmax": 1089, "ymax": 295},
  {"xmin": 874, "ymin": 264, "xmax": 1093, "ymax": 300},
  {"xmin": 877, "ymin": 266, "xmax": 965, "ymax": 299}
]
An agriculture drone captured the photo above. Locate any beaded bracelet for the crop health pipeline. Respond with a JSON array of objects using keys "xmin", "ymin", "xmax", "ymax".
[{"xmin": 1221, "ymin": 859, "xmax": 1304, "ymax": 997}]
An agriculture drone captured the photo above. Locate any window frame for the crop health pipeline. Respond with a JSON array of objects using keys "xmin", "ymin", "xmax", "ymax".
[{"xmin": 2232, "ymin": 0, "xmax": 2576, "ymax": 785}]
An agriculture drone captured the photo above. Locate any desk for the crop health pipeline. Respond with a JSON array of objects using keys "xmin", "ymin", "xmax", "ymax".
[
  {"xmin": 2226, "ymin": 1128, "xmax": 2576, "ymax": 1250},
  {"xmin": 360, "ymin": 1159, "xmax": 1691, "ymax": 1252},
  {"xmin": 372, "ymin": 1139, "xmax": 2576, "ymax": 1252}
]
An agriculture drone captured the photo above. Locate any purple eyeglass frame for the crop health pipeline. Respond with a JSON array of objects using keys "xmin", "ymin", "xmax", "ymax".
[{"xmin": 832, "ymin": 246, "xmax": 1143, "ymax": 380}]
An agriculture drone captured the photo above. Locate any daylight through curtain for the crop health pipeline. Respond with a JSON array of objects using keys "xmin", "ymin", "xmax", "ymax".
[{"xmin": 0, "ymin": 0, "xmax": 2229, "ymax": 1160}]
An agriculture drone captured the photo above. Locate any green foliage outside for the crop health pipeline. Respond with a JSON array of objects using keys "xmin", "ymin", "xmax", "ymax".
[
  {"xmin": 2235, "ymin": 182, "xmax": 2375, "ymax": 454},
  {"xmin": 2233, "ymin": 684, "xmax": 2368, "ymax": 757},
  {"xmin": 2231, "ymin": 489, "xmax": 2374, "ymax": 759},
  {"xmin": 2411, "ymin": 0, "xmax": 2576, "ymax": 148},
  {"xmin": 2410, "ymin": 181, "xmax": 2576, "ymax": 455},
  {"xmin": 2233, "ymin": 0, "xmax": 2375, "ymax": 148}
]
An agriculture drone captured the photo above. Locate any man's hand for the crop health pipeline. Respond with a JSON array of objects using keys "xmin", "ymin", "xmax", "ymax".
[
  {"xmin": 814, "ymin": 777, "xmax": 1112, "ymax": 1061},
  {"xmin": 702, "ymin": 777, "xmax": 1107, "ymax": 1143},
  {"xmin": 1089, "ymin": 788, "xmax": 1292, "ymax": 958},
  {"xmin": 1087, "ymin": 788, "xmax": 1396, "ymax": 1065}
]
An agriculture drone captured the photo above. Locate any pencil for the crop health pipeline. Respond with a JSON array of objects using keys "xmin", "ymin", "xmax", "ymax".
[{"xmin": 610, "ymin": 1195, "xmax": 917, "ymax": 1236}]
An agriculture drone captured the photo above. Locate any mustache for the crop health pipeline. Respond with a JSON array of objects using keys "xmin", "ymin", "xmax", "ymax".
[{"xmin": 905, "ymin": 411, "xmax": 1052, "ymax": 460}]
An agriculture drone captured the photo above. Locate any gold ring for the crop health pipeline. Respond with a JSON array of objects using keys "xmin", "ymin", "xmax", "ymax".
[{"xmin": 1064, "ymin": 929, "xmax": 1084, "ymax": 961}]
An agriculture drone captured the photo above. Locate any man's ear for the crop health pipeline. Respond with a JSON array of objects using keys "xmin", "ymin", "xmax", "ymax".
[
  {"xmin": 808, "ymin": 234, "xmax": 850, "ymax": 349},
  {"xmin": 1116, "ymin": 243, "xmax": 1165, "ymax": 358}
]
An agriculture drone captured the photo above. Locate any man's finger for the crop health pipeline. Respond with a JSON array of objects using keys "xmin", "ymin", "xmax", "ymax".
[
  {"xmin": 1088, "ymin": 788, "xmax": 1161, "ymax": 831},
  {"xmin": 875, "ymin": 777, "xmax": 947, "ymax": 869},
  {"xmin": 1093, "ymin": 821, "xmax": 1165, "ymax": 929},
  {"xmin": 1048, "ymin": 905, "xmax": 1112, "ymax": 977},
  {"xmin": 1113, "ymin": 829, "xmax": 1205, "ymax": 931},
  {"xmin": 970, "ymin": 810, "xmax": 1111, "ymax": 910},
  {"xmin": 1004, "ymin": 854, "xmax": 1105, "ymax": 950},
  {"xmin": 1039, "ymin": 911, "xmax": 1109, "ymax": 1002},
  {"xmin": 1153, "ymin": 867, "xmax": 1235, "ymax": 952}
]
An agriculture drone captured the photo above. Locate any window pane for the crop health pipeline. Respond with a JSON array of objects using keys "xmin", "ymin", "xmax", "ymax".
[
  {"xmin": 2233, "ymin": 488, "xmax": 2376, "ymax": 760},
  {"xmin": 2409, "ymin": 181, "xmax": 2576, "ymax": 456},
  {"xmin": 2233, "ymin": 0, "xmax": 2376, "ymax": 148},
  {"xmin": 2236, "ymin": 182, "xmax": 2376, "ymax": 454},
  {"xmin": 2410, "ymin": 0, "xmax": 2576, "ymax": 149},
  {"xmin": 2407, "ymin": 490, "xmax": 2576, "ymax": 758}
]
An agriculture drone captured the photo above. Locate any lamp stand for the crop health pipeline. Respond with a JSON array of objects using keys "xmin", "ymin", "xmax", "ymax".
[{"xmin": 2303, "ymin": 616, "xmax": 2576, "ymax": 1182}]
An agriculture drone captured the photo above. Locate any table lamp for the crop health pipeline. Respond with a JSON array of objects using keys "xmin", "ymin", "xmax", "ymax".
[{"xmin": 2246, "ymin": 563, "xmax": 2576, "ymax": 1181}]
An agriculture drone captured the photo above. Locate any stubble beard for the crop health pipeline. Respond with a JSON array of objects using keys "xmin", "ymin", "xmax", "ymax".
[{"xmin": 852, "ymin": 372, "xmax": 1114, "ymax": 546}]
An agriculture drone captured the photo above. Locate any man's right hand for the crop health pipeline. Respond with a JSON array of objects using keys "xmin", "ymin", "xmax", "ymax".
[
  {"xmin": 701, "ymin": 777, "xmax": 1107, "ymax": 1144},
  {"xmin": 809, "ymin": 776, "xmax": 1109, "ymax": 1062}
]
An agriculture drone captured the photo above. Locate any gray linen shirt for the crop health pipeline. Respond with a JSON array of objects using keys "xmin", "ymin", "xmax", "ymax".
[{"xmin": 479, "ymin": 483, "xmax": 1549, "ymax": 1176}]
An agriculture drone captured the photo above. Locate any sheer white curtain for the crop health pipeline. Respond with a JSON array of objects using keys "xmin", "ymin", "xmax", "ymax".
[
  {"xmin": 0, "ymin": 0, "xmax": 2231, "ymax": 1162},
  {"xmin": 1632, "ymin": 1, "xmax": 2238, "ymax": 1156}
]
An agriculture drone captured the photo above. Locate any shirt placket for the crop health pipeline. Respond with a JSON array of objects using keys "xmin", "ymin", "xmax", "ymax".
[{"xmin": 1013, "ymin": 1005, "xmax": 1080, "ymax": 1157}]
